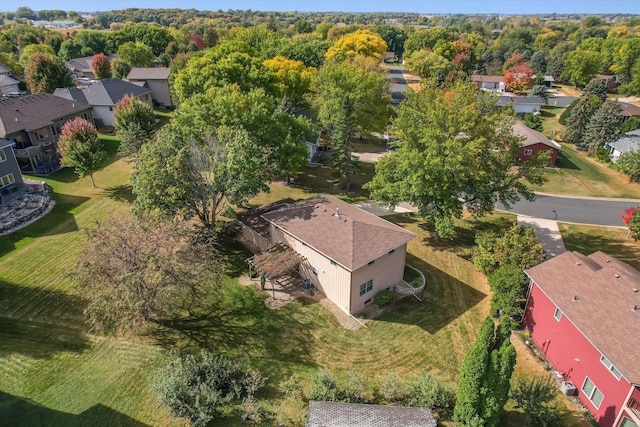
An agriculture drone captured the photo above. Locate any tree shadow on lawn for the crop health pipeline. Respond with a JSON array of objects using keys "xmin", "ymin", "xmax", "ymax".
[
  {"xmin": 102, "ymin": 184, "xmax": 135, "ymax": 204},
  {"xmin": 0, "ymin": 193, "xmax": 88, "ymax": 257},
  {"xmin": 377, "ymin": 253, "xmax": 487, "ymax": 334},
  {"xmin": 0, "ymin": 392, "xmax": 149, "ymax": 427},
  {"xmin": 149, "ymin": 284, "xmax": 317, "ymax": 375},
  {"xmin": 0, "ymin": 281, "xmax": 90, "ymax": 358}
]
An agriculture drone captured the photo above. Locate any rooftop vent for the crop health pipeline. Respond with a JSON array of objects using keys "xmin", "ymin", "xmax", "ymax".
[
  {"xmin": 573, "ymin": 295, "xmax": 579, "ymax": 301},
  {"xmin": 614, "ymin": 273, "xmax": 621, "ymax": 279},
  {"xmin": 632, "ymin": 288, "xmax": 639, "ymax": 293},
  {"xmin": 605, "ymin": 258, "xmax": 611, "ymax": 263},
  {"xmin": 575, "ymin": 262, "xmax": 582, "ymax": 266},
  {"xmin": 633, "ymin": 305, "xmax": 640, "ymax": 312}
]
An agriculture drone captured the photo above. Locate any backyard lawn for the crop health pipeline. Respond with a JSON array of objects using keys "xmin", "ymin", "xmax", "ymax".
[{"xmin": 0, "ymin": 136, "xmax": 592, "ymax": 426}]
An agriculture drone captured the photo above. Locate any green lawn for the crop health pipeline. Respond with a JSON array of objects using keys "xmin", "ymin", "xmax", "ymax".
[
  {"xmin": 529, "ymin": 106, "xmax": 640, "ymax": 199},
  {"xmin": 559, "ymin": 223, "xmax": 640, "ymax": 270},
  {"xmin": 0, "ymin": 135, "xmax": 591, "ymax": 426}
]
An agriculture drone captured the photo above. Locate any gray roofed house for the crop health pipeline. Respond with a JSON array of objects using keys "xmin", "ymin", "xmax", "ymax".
[
  {"xmin": 0, "ymin": 139, "xmax": 24, "ymax": 202},
  {"xmin": 0, "ymin": 93, "xmax": 93, "ymax": 174},
  {"xmin": 0, "ymin": 74, "xmax": 20, "ymax": 96},
  {"xmin": 125, "ymin": 67, "xmax": 173, "ymax": 107},
  {"xmin": 239, "ymin": 194, "xmax": 416, "ymax": 315},
  {"xmin": 54, "ymin": 79, "xmax": 153, "ymax": 127},
  {"xmin": 0, "ymin": 63, "xmax": 11, "ymax": 75},
  {"xmin": 66, "ymin": 54, "xmax": 118, "ymax": 79},
  {"xmin": 605, "ymin": 129, "xmax": 640, "ymax": 162},
  {"xmin": 497, "ymin": 95, "xmax": 544, "ymax": 114},
  {"xmin": 306, "ymin": 401, "xmax": 437, "ymax": 427}
]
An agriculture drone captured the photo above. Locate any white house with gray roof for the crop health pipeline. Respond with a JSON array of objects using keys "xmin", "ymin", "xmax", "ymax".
[
  {"xmin": 53, "ymin": 79, "xmax": 152, "ymax": 127},
  {"xmin": 126, "ymin": 67, "xmax": 173, "ymax": 108},
  {"xmin": 605, "ymin": 129, "xmax": 640, "ymax": 162}
]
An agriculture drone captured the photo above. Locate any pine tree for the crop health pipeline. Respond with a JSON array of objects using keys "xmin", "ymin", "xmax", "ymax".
[
  {"xmin": 563, "ymin": 95, "xmax": 601, "ymax": 144},
  {"xmin": 583, "ymin": 99, "xmax": 623, "ymax": 150},
  {"xmin": 454, "ymin": 317, "xmax": 516, "ymax": 427}
]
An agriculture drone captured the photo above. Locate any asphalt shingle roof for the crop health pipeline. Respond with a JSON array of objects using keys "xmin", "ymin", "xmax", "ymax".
[
  {"xmin": 513, "ymin": 121, "xmax": 561, "ymax": 150},
  {"xmin": 306, "ymin": 401, "xmax": 436, "ymax": 427},
  {"xmin": 607, "ymin": 129, "xmax": 640, "ymax": 154},
  {"xmin": 0, "ymin": 93, "xmax": 91, "ymax": 136},
  {"xmin": 261, "ymin": 194, "xmax": 415, "ymax": 271},
  {"xmin": 54, "ymin": 79, "xmax": 151, "ymax": 107},
  {"xmin": 126, "ymin": 67, "xmax": 170, "ymax": 80},
  {"xmin": 525, "ymin": 251, "xmax": 640, "ymax": 383}
]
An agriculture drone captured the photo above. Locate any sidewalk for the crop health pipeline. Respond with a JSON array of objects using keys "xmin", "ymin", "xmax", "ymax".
[{"xmin": 517, "ymin": 216, "xmax": 566, "ymax": 259}]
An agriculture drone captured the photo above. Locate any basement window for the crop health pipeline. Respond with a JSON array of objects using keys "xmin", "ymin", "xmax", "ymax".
[
  {"xmin": 553, "ymin": 307, "xmax": 562, "ymax": 321},
  {"xmin": 600, "ymin": 355, "xmax": 622, "ymax": 380}
]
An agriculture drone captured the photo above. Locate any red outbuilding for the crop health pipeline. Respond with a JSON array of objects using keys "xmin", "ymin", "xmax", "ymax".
[
  {"xmin": 524, "ymin": 251, "xmax": 640, "ymax": 427},
  {"xmin": 513, "ymin": 120, "xmax": 561, "ymax": 166}
]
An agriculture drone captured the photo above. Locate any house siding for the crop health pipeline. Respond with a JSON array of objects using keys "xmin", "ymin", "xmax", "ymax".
[
  {"xmin": 144, "ymin": 79, "xmax": 172, "ymax": 107},
  {"xmin": 270, "ymin": 225, "xmax": 352, "ymax": 313},
  {"xmin": 349, "ymin": 243, "xmax": 407, "ymax": 314},
  {"xmin": 0, "ymin": 144, "xmax": 23, "ymax": 190},
  {"xmin": 524, "ymin": 282, "xmax": 634, "ymax": 427},
  {"xmin": 517, "ymin": 143, "xmax": 559, "ymax": 166}
]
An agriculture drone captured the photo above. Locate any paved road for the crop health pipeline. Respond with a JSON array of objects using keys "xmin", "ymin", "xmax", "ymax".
[{"xmin": 497, "ymin": 194, "xmax": 639, "ymax": 227}]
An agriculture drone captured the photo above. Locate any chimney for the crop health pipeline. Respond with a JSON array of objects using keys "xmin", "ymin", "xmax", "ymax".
[{"xmin": 335, "ymin": 208, "xmax": 340, "ymax": 219}]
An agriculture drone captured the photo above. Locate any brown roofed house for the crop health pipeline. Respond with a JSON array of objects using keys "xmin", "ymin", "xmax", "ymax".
[
  {"xmin": 239, "ymin": 194, "xmax": 416, "ymax": 314},
  {"xmin": 512, "ymin": 120, "xmax": 561, "ymax": 166},
  {"xmin": 0, "ymin": 93, "xmax": 93, "ymax": 174}
]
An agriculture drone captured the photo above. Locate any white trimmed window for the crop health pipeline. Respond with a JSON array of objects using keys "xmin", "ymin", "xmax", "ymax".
[
  {"xmin": 0, "ymin": 149, "xmax": 6, "ymax": 163},
  {"xmin": 600, "ymin": 355, "xmax": 622, "ymax": 380},
  {"xmin": 524, "ymin": 149, "xmax": 533, "ymax": 155},
  {"xmin": 553, "ymin": 307, "xmax": 562, "ymax": 321},
  {"xmin": 359, "ymin": 279, "xmax": 373, "ymax": 296},
  {"xmin": 0, "ymin": 173, "xmax": 15, "ymax": 188},
  {"xmin": 581, "ymin": 377, "xmax": 604, "ymax": 409}
]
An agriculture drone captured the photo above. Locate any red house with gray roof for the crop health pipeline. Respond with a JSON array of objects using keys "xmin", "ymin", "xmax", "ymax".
[
  {"xmin": 513, "ymin": 120, "xmax": 561, "ymax": 166},
  {"xmin": 523, "ymin": 251, "xmax": 640, "ymax": 427},
  {"xmin": 239, "ymin": 194, "xmax": 416, "ymax": 315}
]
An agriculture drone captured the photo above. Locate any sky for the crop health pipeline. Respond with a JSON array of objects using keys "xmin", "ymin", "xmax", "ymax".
[{"xmin": 1, "ymin": 0, "xmax": 639, "ymax": 14}]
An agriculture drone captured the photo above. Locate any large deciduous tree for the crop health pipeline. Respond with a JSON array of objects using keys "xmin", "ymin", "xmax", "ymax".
[
  {"xmin": 503, "ymin": 63, "xmax": 535, "ymax": 92},
  {"xmin": 454, "ymin": 317, "xmax": 516, "ymax": 427},
  {"xmin": 91, "ymin": 53, "xmax": 112, "ymax": 79},
  {"xmin": 366, "ymin": 81, "xmax": 548, "ymax": 239},
  {"xmin": 132, "ymin": 86, "xmax": 310, "ymax": 227},
  {"xmin": 117, "ymin": 41, "xmax": 155, "ymax": 67},
  {"xmin": 75, "ymin": 214, "xmax": 222, "ymax": 333},
  {"xmin": 311, "ymin": 62, "xmax": 391, "ymax": 190},
  {"xmin": 562, "ymin": 49, "xmax": 602, "ymax": 88},
  {"xmin": 57, "ymin": 117, "xmax": 105, "ymax": 187},
  {"xmin": 114, "ymin": 94, "xmax": 156, "ymax": 157},
  {"xmin": 404, "ymin": 50, "xmax": 452, "ymax": 81},
  {"xmin": 263, "ymin": 55, "xmax": 315, "ymax": 107},
  {"xmin": 24, "ymin": 53, "xmax": 74, "ymax": 94},
  {"xmin": 325, "ymin": 30, "xmax": 388, "ymax": 62}
]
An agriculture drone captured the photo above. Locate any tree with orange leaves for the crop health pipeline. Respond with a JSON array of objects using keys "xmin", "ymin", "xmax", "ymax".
[{"xmin": 504, "ymin": 63, "xmax": 534, "ymax": 92}]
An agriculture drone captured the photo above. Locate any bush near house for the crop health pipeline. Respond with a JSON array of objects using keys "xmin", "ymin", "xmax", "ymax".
[{"xmin": 373, "ymin": 289, "xmax": 395, "ymax": 307}]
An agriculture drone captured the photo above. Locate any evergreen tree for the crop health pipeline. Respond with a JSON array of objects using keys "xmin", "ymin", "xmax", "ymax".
[
  {"xmin": 529, "ymin": 50, "xmax": 546, "ymax": 74},
  {"xmin": 581, "ymin": 79, "xmax": 607, "ymax": 102},
  {"xmin": 563, "ymin": 95, "xmax": 601, "ymax": 144},
  {"xmin": 454, "ymin": 317, "xmax": 516, "ymax": 427},
  {"xmin": 527, "ymin": 85, "xmax": 549, "ymax": 104},
  {"xmin": 583, "ymin": 99, "xmax": 623, "ymax": 150}
]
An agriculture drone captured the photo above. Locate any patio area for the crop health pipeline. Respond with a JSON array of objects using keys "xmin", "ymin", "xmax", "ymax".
[{"xmin": 0, "ymin": 179, "xmax": 53, "ymax": 236}]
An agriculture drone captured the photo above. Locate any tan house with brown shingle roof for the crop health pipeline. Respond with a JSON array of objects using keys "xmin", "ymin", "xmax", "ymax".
[{"xmin": 240, "ymin": 194, "xmax": 415, "ymax": 315}]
